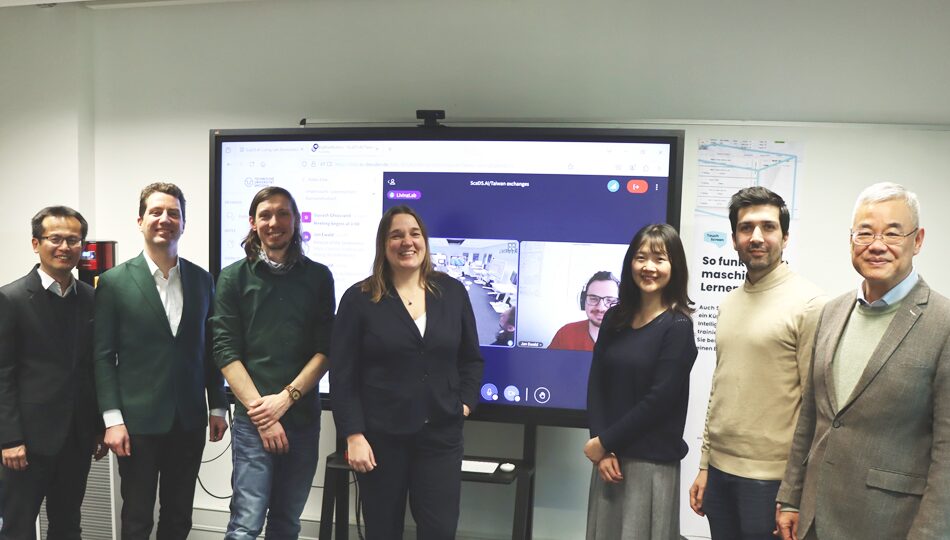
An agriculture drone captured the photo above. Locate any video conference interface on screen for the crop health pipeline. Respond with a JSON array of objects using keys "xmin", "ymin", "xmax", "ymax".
[{"xmin": 218, "ymin": 138, "xmax": 673, "ymax": 411}]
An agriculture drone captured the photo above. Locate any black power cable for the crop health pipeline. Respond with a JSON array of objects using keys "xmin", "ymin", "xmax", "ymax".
[
  {"xmin": 353, "ymin": 471, "xmax": 365, "ymax": 540},
  {"xmin": 197, "ymin": 409, "xmax": 233, "ymax": 499}
]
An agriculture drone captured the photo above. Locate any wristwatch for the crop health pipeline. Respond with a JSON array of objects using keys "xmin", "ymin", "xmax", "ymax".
[{"xmin": 284, "ymin": 384, "xmax": 301, "ymax": 402}]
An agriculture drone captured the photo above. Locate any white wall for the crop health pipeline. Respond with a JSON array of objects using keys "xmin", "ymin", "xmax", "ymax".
[
  {"xmin": 0, "ymin": 5, "xmax": 93, "ymax": 271},
  {"xmin": 3, "ymin": 1, "xmax": 950, "ymax": 538}
]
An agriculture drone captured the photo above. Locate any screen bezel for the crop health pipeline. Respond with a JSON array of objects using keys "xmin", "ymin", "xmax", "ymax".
[{"xmin": 210, "ymin": 125, "xmax": 685, "ymax": 428}]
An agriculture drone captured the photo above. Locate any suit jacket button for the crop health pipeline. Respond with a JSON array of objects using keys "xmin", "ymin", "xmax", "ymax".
[{"xmin": 832, "ymin": 419, "xmax": 841, "ymax": 428}]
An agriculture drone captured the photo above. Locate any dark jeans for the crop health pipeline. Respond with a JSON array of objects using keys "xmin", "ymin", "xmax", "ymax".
[
  {"xmin": 116, "ymin": 424, "xmax": 206, "ymax": 540},
  {"xmin": 702, "ymin": 466, "xmax": 781, "ymax": 540},
  {"xmin": 357, "ymin": 419, "xmax": 464, "ymax": 540}
]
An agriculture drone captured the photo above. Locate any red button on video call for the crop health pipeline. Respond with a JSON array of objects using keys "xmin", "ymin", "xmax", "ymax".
[{"xmin": 626, "ymin": 179, "xmax": 649, "ymax": 194}]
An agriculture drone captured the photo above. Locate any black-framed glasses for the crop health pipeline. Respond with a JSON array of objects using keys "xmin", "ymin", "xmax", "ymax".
[
  {"xmin": 39, "ymin": 235, "xmax": 84, "ymax": 247},
  {"xmin": 585, "ymin": 294, "xmax": 619, "ymax": 308},
  {"xmin": 850, "ymin": 228, "xmax": 918, "ymax": 246}
]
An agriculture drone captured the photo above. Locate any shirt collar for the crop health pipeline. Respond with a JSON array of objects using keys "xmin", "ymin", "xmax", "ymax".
[
  {"xmin": 143, "ymin": 251, "xmax": 180, "ymax": 279},
  {"xmin": 857, "ymin": 267, "xmax": 918, "ymax": 307},
  {"xmin": 248, "ymin": 251, "xmax": 301, "ymax": 275},
  {"xmin": 36, "ymin": 266, "xmax": 76, "ymax": 296}
]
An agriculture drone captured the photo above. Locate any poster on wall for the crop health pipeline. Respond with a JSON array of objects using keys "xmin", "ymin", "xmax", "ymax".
[
  {"xmin": 691, "ymin": 138, "xmax": 805, "ymax": 348},
  {"xmin": 682, "ymin": 138, "xmax": 805, "ymax": 538}
]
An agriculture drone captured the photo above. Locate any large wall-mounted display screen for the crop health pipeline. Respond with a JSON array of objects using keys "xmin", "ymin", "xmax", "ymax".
[{"xmin": 211, "ymin": 126, "xmax": 684, "ymax": 427}]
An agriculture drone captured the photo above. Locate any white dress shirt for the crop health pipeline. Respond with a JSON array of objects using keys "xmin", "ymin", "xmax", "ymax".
[
  {"xmin": 143, "ymin": 253, "xmax": 184, "ymax": 336},
  {"xmin": 36, "ymin": 267, "xmax": 77, "ymax": 297}
]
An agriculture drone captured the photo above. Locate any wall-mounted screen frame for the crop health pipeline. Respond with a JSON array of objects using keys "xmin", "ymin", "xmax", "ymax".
[{"xmin": 210, "ymin": 125, "xmax": 685, "ymax": 427}]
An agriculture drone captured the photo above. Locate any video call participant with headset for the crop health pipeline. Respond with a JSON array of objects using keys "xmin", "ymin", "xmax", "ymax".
[
  {"xmin": 584, "ymin": 224, "xmax": 697, "ymax": 540},
  {"xmin": 549, "ymin": 271, "xmax": 621, "ymax": 352},
  {"xmin": 330, "ymin": 205, "xmax": 484, "ymax": 540}
]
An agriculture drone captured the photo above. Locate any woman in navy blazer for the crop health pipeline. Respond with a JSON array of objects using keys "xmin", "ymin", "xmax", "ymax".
[{"xmin": 330, "ymin": 205, "xmax": 484, "ymax": 540}]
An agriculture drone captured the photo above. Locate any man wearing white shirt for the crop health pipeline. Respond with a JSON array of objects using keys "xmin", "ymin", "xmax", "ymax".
[
  {"xmin": 0, "ymin": 206, "xmax": 107, "ymax": 539},
  {"xmin": 94, "ymin": 183, "xmax": 228, "ymax": 540}
]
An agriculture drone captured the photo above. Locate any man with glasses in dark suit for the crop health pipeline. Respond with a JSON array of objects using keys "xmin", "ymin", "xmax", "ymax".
[{"xmin": 0, "ymin": 206, "xmax": 107, "ymax": 539}]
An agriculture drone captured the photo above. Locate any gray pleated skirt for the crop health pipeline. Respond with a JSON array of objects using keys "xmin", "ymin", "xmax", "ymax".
[{"xmin": 586, "ymin": 458, "xmax": 680, "ymax": 540}]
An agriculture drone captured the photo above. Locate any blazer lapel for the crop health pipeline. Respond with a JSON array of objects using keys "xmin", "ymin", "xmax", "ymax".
[
  {"xmin": 383, "ymin": 291, "xmax": 424, "ymax": 343},
  {"xmin": 177, "ymin": 261, "xmax": 200, "ymax": 342},
  {"xmin": 63, "ymin": 283, "xmax": 92, "ymax": 369},
  {"xmin": 839, "ymin": 280, "xmax": 928, "ymax": 414},
  {"xmin": 128, "ymin": 254, "xmax": 173, "ymax": 336},
  {"xmin": 422, "ymin": 288, "xmax": 444, "ymax": 345},
  {"xmin": 820, "ymin": 295, "xmax": 855, "ymax": 415},
  {"xmin": 25, "ymin": 267, "xmax": 52, "ymax": 315},
  {"xmin": 75, "ymin": 282, "xmax": 94, "ymax": 366}
]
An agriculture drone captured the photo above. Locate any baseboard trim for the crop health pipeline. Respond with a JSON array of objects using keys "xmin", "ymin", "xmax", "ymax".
[{"xmin": 191, "ymin": 507, "xmax": 510, "ymax": 540}]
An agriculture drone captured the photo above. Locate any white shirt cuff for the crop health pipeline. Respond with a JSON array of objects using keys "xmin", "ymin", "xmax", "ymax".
[
  {"xmin": 102, "ymin": 409, "xmax": 124, "ymax": 428},
  {"xmin": 210, "ymin": 408, "xmax": 228, "ymax": 418}
]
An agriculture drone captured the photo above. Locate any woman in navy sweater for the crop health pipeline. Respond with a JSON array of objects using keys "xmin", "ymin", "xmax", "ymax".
[{"xmin": 583, "ymin": 223, "xmax": 697, "ymax": 539}]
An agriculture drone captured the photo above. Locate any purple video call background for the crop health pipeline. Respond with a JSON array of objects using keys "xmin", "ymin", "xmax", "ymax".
[{"xmin": 383, "ymin": 171, "xmax": 670, "ymax": 410}]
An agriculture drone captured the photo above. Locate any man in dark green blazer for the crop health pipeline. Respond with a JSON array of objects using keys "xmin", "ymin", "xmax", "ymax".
[{"xmin": 95, "ymin": 183, "xmax": 228, "ymax": 540}]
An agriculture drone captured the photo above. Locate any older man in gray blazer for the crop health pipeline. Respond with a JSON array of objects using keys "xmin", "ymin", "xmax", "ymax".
[{"xmin": 776, "ymin": 182, "xmax": 950, "ymax": 540}]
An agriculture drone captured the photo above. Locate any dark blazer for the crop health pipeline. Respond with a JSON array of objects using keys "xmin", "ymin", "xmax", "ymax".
[
  {"xmin": 94, "ymin": 253, "xmax": 227, "ymax": 435},
  {"xmin": 0, "ymin": 266, "xmax": 99, "ymax": 456},
  {"xmin": 331, "ymin": 273, "xmax": 484, "ymax": 437},
  {"xmin": 778, "ymin": 278, "xmax": 950, "ymax": 539}
]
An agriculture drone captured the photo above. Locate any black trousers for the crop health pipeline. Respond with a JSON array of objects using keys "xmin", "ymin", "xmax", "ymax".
[
  {"xmin": 0, "ymin": 424, "xmax": 93, "ymax": 540},
  {"xmin": 116, "ymin": 422, "xmax": 205, "ymax": 540},
  {"xmin": 357, "ymin": 419, "xmax": 464, "ymax": 540}
]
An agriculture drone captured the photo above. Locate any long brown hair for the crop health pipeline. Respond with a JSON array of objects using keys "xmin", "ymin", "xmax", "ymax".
[
  {"xmin": 361, "ymin": 205, "xmax": 440, "ymax": 303},
  {"xmin": 241, "ymin": 186, "xmax": 304, "ymax": 264}
]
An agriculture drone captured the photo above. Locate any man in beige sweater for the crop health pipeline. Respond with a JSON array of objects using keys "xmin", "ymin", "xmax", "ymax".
[{"xmin": 688, "ymin": 187, "xmax": 826, "ymax": 540}]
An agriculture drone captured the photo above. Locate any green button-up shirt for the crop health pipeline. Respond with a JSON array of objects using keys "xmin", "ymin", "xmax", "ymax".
[{"xmin": 212, "ymin": 255, "xmax": 334, "ymax": 427}]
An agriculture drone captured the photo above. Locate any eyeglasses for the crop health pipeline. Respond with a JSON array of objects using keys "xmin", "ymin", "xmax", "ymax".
[
  {"xmin": 850, "ymin": 228, "xmax": 917, "ymax": 246},
  {"xmin": 585, "ymin": 294, "xmax": 619, "ymax": 308},
  {"xmin": 40, "ymin": 236, "xmax": 83, "ymax": 247}
]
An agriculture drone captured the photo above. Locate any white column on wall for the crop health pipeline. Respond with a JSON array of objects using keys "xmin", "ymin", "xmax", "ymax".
[{"xmin": 0, "ymin": 4, "xmax": 94, "ymax": 283}]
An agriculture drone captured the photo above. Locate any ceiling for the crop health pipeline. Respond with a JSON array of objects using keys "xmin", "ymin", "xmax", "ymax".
[{"xmin": 0, "ymin": 0, "xmax": 250, "ymax": 8}]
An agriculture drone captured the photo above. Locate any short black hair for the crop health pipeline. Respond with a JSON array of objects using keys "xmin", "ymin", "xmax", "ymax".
[
  {"xmin": 31, "ymin": 206, "xmax": 88, "ymax": 239},
  {"xmin": 728, "ymin": 186, "xmax": 790, "ymax": 236}
]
